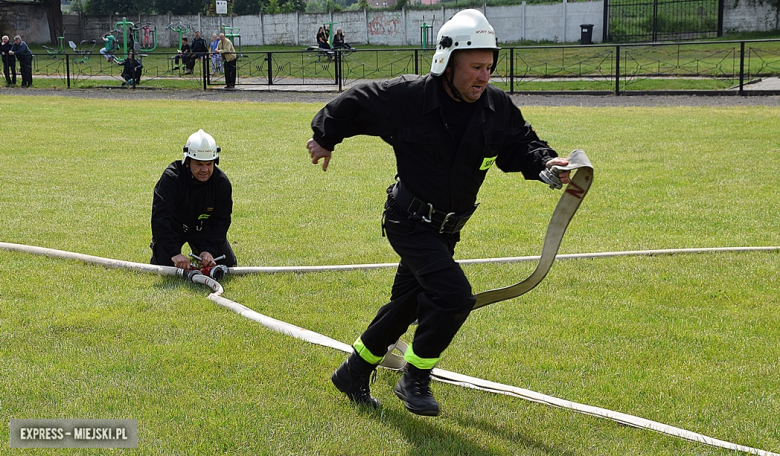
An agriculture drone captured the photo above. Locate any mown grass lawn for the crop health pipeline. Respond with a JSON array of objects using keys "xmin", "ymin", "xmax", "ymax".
[{"xmin": 0, "ymin": 94, "xmax": 778, "ymax": 455}]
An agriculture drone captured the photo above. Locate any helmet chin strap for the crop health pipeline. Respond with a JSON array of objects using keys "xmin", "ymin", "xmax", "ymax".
[{"xmin": 443, "ymin": 60, "xmax": 463, "ymax": 102}]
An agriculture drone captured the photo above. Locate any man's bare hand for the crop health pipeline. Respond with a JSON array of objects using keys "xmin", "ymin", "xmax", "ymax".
[
  {"xmin": 307, "ymin": 138, "xmax": 332, "ymax": 172},
  {"xmin": 546, "ymin": 157, "xmax": 572, "ymax": 184},
  {"xmin": 171, "ymin": 254, "xmax": 191, "ymax": 270},
  {"xmin": 199, "ymin": 251, "xmax": 216, "ymax": 268}
]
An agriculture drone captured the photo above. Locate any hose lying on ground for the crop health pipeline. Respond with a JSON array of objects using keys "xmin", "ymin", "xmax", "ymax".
[
  {"xmin": 2, "ymin": 151, "xmax": 777, "ymax": 455},
  {"xmin": 2, "ymin": 241, "xmax": 778, "ymax": 456}
]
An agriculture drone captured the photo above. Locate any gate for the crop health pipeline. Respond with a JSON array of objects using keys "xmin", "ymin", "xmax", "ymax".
[{"xmin": 605, "ymin": 0, "xmax": 723, "ymax": 42}]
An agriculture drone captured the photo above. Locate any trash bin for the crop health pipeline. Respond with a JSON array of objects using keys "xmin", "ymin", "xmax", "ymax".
[{"xmin": 580, "ymin": 24, "xmax": 594, "ymax": 45}]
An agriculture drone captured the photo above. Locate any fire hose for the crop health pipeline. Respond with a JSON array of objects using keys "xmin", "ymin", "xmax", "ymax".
[
  {"xmin": 1, "ymin": 241, "xmax": 777, "ymax": 455},
  {"xmin": 473, "ymin": 148, "xmax": 593, "ymax": 309},
  {"xmin": 377, "ymin": 149, "xmax": 594, "ymax": 369},
  {"xmin": 2, "ymin": 152, "xmax": 779, "ymax": 455}
]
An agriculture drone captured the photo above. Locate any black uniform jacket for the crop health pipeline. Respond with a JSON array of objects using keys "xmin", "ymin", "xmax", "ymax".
[
  {"xmin": 151, "ymin": 160, "xmax": 233, "ymax": 259},
  {"xmin": 121, "ymin": 58, "xmax": 142, "ymax": 80},
  {"xmin": 0, "ymin": 42, "xmax": 14, "ymax": 65},
  {"xmin": 311, "ymin": 74, "xmax": 557, "ymax": 214},
  {"xmin": 191, "ymin": 37, "xmax": 208, "ymax": 54}
]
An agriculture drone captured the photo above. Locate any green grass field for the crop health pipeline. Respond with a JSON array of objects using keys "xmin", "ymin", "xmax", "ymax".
[{"xmin": 1, "ymin": 94, "xmax": 778, "ymax": 455}]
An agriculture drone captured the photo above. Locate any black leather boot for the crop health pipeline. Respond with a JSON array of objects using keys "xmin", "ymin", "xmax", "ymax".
[
  {"xmin": 394, "ymin": 365, "xmax": 440, "ymax": 416},
  {"xmin": 331, "ymin": 352, "xmax": 381, "ymax": 408}
]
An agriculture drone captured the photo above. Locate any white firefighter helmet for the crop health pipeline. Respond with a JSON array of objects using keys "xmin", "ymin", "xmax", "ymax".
[
  {"xmin": 430, "ymin": 9, "xmax": 500, "ymax": 76},
  {"xmin": 182, "ymin": 129, "xmax": 221, "ymax": 164}
]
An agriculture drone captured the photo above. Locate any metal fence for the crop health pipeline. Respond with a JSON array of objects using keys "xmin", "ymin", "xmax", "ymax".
[
  {"xmin": 606, "ymin": 0, "xmax": 723, "ymax": 42},
  {"xmin": 31, "ymin": 39, "xmax": 780, "ymax": 96}
]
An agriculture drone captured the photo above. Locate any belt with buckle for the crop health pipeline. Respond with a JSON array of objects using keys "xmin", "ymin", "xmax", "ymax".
[{"xmin": 391, "ymin": 181, "xmax": 477, "ymax": 234}]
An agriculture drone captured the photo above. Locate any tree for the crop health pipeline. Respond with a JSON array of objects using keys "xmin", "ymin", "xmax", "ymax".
[
  {"xmin": 69, "ymin": 0, "xmax": 87, "ymax": 14},
  {"xmin": 156, "ymin": 0, "xmax": 210, "ymax": 15},
  {"xmin": 265, "ymin": 0, "xmax": 281, "ymax": 13},
  {"xmin": 282, "ymin": 0, "xmax": 306, "ymax": 12},
  {"xmin": 84, "ymin": 0, "xmax": 157, "ymax": 15},
  {"xmin": 37, "ymin": 0, "xmax": 63, "ymax": 45},
  {"xmin": 235, "ymin": 0, "xmax": 263, "ymax": 14}
]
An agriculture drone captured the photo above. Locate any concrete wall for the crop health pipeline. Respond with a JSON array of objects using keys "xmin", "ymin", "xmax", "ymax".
[
  {"xmin": 262, "ymin": 12, "xmax": 298, "ymax": 45},
  {"xmin": 489, "ymin": 2, "xmax": 602, "ymax": 43},
  {"xmin": 9, "ymin": 1, "xmax": 778, "ymax": 46},
  {"xmin": 0, "ymin": 3, "xmax": 51, "ymax": 44},
  {"xmin": 5, "ymin": 4, "xmax": 605, "ymax": 46},
  {"xmin": 79, "ymin": 14, "xmax": 240, "ymax": 49},
  {"xmin": 723, "ymin": 0, "xmax": 779, "ymax": 33}
]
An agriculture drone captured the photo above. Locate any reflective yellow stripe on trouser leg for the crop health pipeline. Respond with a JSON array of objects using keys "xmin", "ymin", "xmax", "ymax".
[
  {"xmin": 403, "ymin": 343, "xmax": 439, "ymax": 370},
  {"xmin": 353, "ymin": 337, "xmax": 384, "ymax": 365}
]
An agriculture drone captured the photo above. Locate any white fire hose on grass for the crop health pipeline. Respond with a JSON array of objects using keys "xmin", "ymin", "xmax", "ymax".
[
  {"xmin": 2, "ymin": 243, "xmax": 778, "ymax": 456},
  {"xmin": 2, "ymin": 245, "xmax": 778, "ymax": 455},
  {"xmin": 2, "ymin": 153, "xmax": 779, "ymax": 455}
]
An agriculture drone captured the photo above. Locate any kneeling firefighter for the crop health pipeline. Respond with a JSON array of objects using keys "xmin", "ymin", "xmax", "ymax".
[{"xmin": 150, "ymin": 129, "xmax": 237, "ymax": 270}]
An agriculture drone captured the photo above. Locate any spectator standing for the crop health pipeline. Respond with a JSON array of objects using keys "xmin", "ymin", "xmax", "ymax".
[
  {"xmin": 209, "ymin": 34, "xmax": 222, "ymax": 75},
  {"xmin": 142, "ymin": 24, "xmax": 153, "ymax": 48},
  {"xmin": 217, "ymin": 33, "xmax": 236, "ymax": 89},
  {"xmin": 0, "ymin": 35, "xmax": 15, "ymax": 86},
  {"xmin": 9, "ymin": 35, "xmax": 32, "ymax": 87}
]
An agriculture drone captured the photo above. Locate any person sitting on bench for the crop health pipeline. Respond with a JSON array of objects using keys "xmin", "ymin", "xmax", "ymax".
[
  {"xmin": 316, "ymin": 26, "xmax": 331, "ymax": 51},
  {"xmin": 185, "ymin": 30, "xmax": 208, "ymax": 74},
  {"xmin": 174, "ymin": 37, "xmax": 190, "ymax": 70}
]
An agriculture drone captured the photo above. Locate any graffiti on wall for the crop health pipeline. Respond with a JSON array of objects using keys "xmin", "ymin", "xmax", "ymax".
[{"xmin": 367, "ymin": 12, "xmax": 402, "ymax": 36}]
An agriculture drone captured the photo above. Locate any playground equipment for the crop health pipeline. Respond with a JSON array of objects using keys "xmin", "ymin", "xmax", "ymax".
[
  {"xmin": 221, "ymin": 25, "xmax": 242, "ymax": 56},
  {"xmin": 43, "ymin": 35, "xmax": 66, "ymax": 57},
  {"xmin": 136, "ymin": 22, "xmax": 157, "ymax": 52},
  {"xmin": 168, "ymin": 21, "xmax": 193, "ymax": 51},
  {"xmin": 420, "ymin": 22, "xmax": 434, "ymax": 50},
  {"xmin": 304, "ymin": 44, "xmax": 352, "ymax": 62},
  {"xmin": 324, "ymin": 21, "xmax": 336, "ymax": 47},
  {"xmin": 69, "ymin": 40, "xmax": 97, "ymax": 64},
  {"xmin": 103, "ymin": 17, "xmax": 142, "ymax": 63},
  {"xmin": 305, "ymin": 45, "xmax": 334, "ymax": 62},
  {"xmin": 167, "ymin": 21, "xmax": 194, "ymax": 72}
]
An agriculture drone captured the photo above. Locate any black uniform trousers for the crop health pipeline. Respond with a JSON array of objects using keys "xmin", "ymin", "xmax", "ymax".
[
  {"xmin": 223, "ymin": 59, "xmax": 236, "ymax": 87},
  {"xmin": 149, "ymin": 237, "xmax": 237, "ymax": 267},
  {"xmin": 17, "ymin": 57, "xmax": 31, "ymax": 86},
  {"xmin": 358, "ymin": 197, "xmax": 476, "ymax": 366},
  {"xmin": 3, "ymin": 55, "xmax": 15, "ymax": 85}
]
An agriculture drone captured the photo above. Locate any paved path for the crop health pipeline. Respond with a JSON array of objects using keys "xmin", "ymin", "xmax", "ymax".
[
  {"xmin": 738, "ymin": 76, "xmax": 780, "ymax": 90},
  {"xmin": 224, "ymin": 76, "xmax": 780, "ymax": 93}
]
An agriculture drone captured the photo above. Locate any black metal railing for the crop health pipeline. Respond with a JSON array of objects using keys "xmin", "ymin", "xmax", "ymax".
[
  {"xmin": 30, "ymin": 38, "xmax": 780, "ymax": 96},
  {"xmin": 504, "ymin": 39, "xmax": 780, "ymax": 95},
  {"xmin": 606, "ymin": 0, "xmax": 722, "ymax": 43}
]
